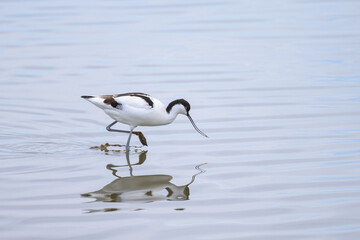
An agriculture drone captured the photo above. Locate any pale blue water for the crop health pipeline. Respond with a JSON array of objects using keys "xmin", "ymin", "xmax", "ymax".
[{"xmin": 1, "ymin": 0, "xmax": 360, "ymax": 239}]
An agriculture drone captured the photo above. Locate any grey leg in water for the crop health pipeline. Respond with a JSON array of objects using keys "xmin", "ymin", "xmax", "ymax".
[
  {"xmin": 125, "ymin": 128, "xmax": 133, "ymax": 152},
  {"xmin": 105, "ymin": 151, "xmax": 133, "ymax": 177},
  {"xmin": 106, "ymin": 121, "xmax": 148, "ymax": 146}
]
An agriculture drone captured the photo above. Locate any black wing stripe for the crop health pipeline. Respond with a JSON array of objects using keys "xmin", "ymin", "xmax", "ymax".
[
  {"xmin": 113, "ymin": 92, "xmax": 154, "ymax": 108},
  {"xmin": 113, "ymin": 92, "xmax": 149, "ymax": 98},
  {"xmin": 133, "ymin": 94, "xmax": 154, "ymax": 108}
]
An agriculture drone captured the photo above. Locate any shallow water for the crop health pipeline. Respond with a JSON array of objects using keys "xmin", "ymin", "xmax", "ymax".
[{"xmin": 1, "ymin": 0, "xmax": 360, "ymax": 239}]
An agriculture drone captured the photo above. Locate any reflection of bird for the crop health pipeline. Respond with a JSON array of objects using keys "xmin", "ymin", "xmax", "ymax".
[
  {"xmin": 81, "ymin": 151, "xmax": 206, "ymax": 204},
  {"xmin": 81, "ymin": 92, "xmax": 208, "ymax": 151},
  {"xmin": 82, "ymin": 174, "xmax": 191, "ymax": 203}
]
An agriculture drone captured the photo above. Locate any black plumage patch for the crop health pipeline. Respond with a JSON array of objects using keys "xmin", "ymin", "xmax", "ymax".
[
  {"xmin": 166, "ymin": 99, "xmax": 191, "ymax": 113},
  {"xmin": 103, "ymin": 96, "xmax": 121, "ymax": 109},
  {"xmin": 114, "ymin": 92, "xmax": 154, "ymax": 108}
]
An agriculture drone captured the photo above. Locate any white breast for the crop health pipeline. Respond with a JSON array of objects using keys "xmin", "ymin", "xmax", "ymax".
[{"xmin": 103, "ymin": 96, "xmax": 172, "ymax": 127}]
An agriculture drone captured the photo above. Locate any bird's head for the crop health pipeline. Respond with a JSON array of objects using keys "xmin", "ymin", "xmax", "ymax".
[
  {"xmin": 166, "ymin": 99, "xmax": 208, "ymax": 138},
  {"xmin": 166, "ymin": 99, "xmax": 190, "ymax": 115}
]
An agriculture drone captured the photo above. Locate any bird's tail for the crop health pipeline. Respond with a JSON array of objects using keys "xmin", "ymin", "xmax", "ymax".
[
  {"xmin": 81, "ymin": 96, "xmax": 94, "ymax": 99},
  {"xmin": 81, "ymin": 95, "xmax": 109, "ymax": 110}
]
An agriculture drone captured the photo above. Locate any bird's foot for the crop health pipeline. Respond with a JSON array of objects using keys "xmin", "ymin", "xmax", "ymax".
[{"xmin": 133, "ymin": 131, "xmax": 148, "ymax": 146}]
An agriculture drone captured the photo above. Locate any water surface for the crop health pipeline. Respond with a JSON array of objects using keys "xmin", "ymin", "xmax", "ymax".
[{"xmin": 1, "ymin": 0, "xmax": 360, "ymax": 239}]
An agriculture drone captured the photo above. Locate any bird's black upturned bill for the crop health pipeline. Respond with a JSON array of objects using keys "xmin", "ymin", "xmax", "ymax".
[{"xmin": 187, "ymin": 114, "xmax": 208, "ymax": 138}]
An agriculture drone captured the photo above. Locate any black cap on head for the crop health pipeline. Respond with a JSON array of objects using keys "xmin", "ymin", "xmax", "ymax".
[{"xmin": 166, "ymin": 99, "xmax": 191, "ymax": 113}]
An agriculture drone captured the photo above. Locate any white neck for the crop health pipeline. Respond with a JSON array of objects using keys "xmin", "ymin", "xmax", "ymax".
[
  {"xmin": 159, "ymin": 103, "xmax": 186, "ymax": 125},
  {"xmin": 166, "ymin": 106, "xmax": 183, "ymax": 123}
]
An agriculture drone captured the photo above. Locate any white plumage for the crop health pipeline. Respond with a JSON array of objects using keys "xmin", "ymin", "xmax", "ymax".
[{"xmin": 81, "ymin": 92, "xmax": 207, "ymax": 151}]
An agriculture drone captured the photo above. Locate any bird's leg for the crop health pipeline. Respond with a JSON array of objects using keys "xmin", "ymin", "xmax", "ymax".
[
  {"xmin": 106, "ymin": 121, "xmax": 148, "ymax": 146},
  {"xmin": 106, "ymin": 121, "xmax": 126, "ymax": 133},
  {"xmin": 125, "ymin": 151, "xmax": 133, "ymax": 176},
  {"xmin": 125, "ymin": 128, "xmax": 133, "ymax": 152}
]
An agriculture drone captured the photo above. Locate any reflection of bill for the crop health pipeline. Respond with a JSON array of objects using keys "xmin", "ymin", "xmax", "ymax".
[{"xmin": 81, "ymin": 151, "xmax": 206, "ymax": 203}]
